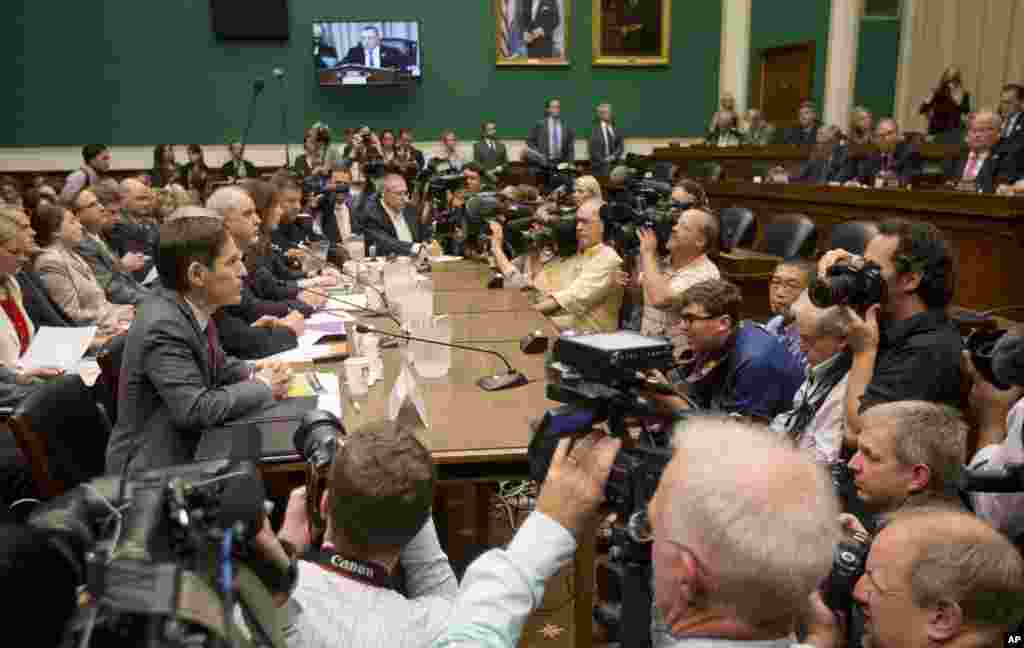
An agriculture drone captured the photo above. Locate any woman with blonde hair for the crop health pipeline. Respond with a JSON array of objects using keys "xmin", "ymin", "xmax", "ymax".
[
  {"xmin": 571, "ymin": 175, "xmax": 603, "ymax": 205},
  {"xmin": 847, "ymin": 107, "xmax": 874, "ymax": 145}
]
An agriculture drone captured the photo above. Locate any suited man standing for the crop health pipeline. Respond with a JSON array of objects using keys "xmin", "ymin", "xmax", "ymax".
[
  {"xmin": 340, "ymin": 25, "xmax": 404, "ymax": 69},
  {"xmin": 588, "ymin": 103, "xmax": 625, "ymax": 177},
  {"xmin": 527, "ymin": 98, "xmax": 576, "ymax": 166},
  {"xmin": 519, "ymin": 0, "xmax": 561, "ymax": 57},
  {"xmin": 944, "ymin": 110, "xmax": 1022, "ymax": 193},
  {"xmin": 998, "ymin": 83, "xmax": 1024, "ymax": 153},
  {"xmin": 105, "ymin": 215, "xmax": 291, "ymax": 474},
  {"xmin": 357, "ymin": 173, "xmax": 428, "ymax": 257},
  {"xmin": 473, "ymin": 121, "xmax": 508, "ymax": 174}
]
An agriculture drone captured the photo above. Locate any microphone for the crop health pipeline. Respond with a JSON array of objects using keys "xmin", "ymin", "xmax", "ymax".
[
  {"xmin": 302, "ymin": 287, "xmax": 403, "ymax": 328},
  {"xmin": 253, "ymin": 79, "xmax": 266, "ymax": 95},
  {"xmin": 355, "ymin": 324, "xmax": 528, "ymax": 391},
  {"xmin": 272, "ymin": 67, "xmax": 285, "ymax": 79}
]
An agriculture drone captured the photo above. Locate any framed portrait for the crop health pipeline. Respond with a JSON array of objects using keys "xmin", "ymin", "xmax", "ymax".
[
  {"xmin": 592, "ymin": 0, "xmax": 671, "ymax": 66},
  {"xmin": 495, "ymin": 0, "xmax": 571, "ymax": 66}
]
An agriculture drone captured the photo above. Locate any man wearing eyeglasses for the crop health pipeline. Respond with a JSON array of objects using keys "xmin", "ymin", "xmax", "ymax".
[
  {"xmin": 72, "ymin": 188, "xmax": 151, "ymax": 306},
  {"xmin": 803, "ymin": 507, "xmax": 1024, "ymax": 648},
  {"xmin": 357, "ymin": 173, "xmax": 428, "ymax": 257},
  {"xmin": 654, "ymin": 278, "xmax": 804, "ymax": 421}
]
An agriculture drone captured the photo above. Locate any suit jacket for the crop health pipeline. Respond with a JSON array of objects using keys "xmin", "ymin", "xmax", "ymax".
[
  {"xmin": 794, "ymin": 145, "xmax": 851, "ymax": 184},
  {"xmin": 778, "ymin": 124, "xmax": 820, "ymax": 146},
  {"xmin": 849, "ymin": 142, "xmax": 923, "ymax": 186},
  {"xmin": 357, "ymin": 198, "xmax": 427, "ymax": 257},
  {"xmin": 473, "ymin": 140, "xmax": 509, "ymax": 172},
  {"xmin": 16, "ymin": 268, "xmax": 71, "ymax": 329},
  {"xmin": 108, "ymin": 212, "xmax": 159, "ymax": 283},
  {"xmin": 1000, "ymin": 112, "xmax": 1024, "ymax": 151},
  {"xmin": 34, "ymin": 244, "xmax": 133, "ymax": 330},
  {"xmin": 527, "ymin": 117, "xmax": 576, "ymax": 164},
  {"xmin": 745, "ymin": 123, "xmax": 776, "ymax": 146},
  {"xmin": 519, "ymin": 0, "xmax": 561, "ymax": 57},
  {"xmin": 943, "ymin": 147, "xmax": 1022, "ymax": 193},
  {"xmin": 588, "ymin": 121, "xmax": 625, "ymax": 176},
  {"xmin": 212, "ymin": 298, "xmax": 298, "ymax": 361},
  {"xmin": 220, "ymin": 159, "xmax": 259, "ymax": 181},
  {"xmin": 105, "ymin": 288, "xmax": 273, "ymax": 474},
  {"xmin": 76, "ymin": 233, "xmax": 151, "ymax": 306},
  {"xmin": 340, "ymin": 44, "xmax": 406, "ymax": 69},
  {"xmin": 0, "ymin": 275, "xmax": 34, "ymax": 368}
]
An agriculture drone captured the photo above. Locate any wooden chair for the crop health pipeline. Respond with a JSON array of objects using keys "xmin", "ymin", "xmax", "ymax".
[{"xmin": 7, "ymin": 375, "xmax": 112, "ymax": 499}]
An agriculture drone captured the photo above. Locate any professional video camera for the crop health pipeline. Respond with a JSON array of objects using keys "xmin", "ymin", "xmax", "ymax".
[
  {"xmin": 27, "ymin": 459, "xmax": 283, "ymax": 648},
  {"xmin": 808, "ymin": 260, "xmax": 886, "ymax": 312},
  {"xmin": 527, "ymin": 331, "xmax": 684, "ymax": 648},
  {"xmin": 605, "ymin": 199, "xmax": 691, "ymax": 259}
]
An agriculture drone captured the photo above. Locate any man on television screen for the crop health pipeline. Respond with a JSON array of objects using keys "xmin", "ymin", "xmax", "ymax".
[{"xmin": 341, "ymin": 25, "xmax": 404, "ymax": 69}]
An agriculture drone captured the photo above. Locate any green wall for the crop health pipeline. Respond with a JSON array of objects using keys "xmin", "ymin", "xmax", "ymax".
[
  {"xmin": 853, "ymin": 18, "xmax": 901, "ymax": 120},
  {"xmin": 0, "ymin": 1, "xmax": 722, "ymax": 147},
  {"xmin": 749, "ymin": 0, "xmax": 831, "ymax": 113}
]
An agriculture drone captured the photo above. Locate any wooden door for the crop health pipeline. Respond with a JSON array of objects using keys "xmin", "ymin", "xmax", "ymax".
[{"xmin": 751, "ymin": 42, "xmax": 816, "ymax": 128}]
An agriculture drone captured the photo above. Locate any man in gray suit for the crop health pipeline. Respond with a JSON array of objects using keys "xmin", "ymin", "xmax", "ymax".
[
  {"xmin": 105, "ymin": 215, "xmax": 291, "ymax": 474},
  {"xmin": 588, "ymin": 102, "xmax": 624, "ymax": 177},
  {"xmin": 473, "ymin": 121, "xmax": 508, "ymax": 174},
  {"xmin": 71, "ymin": 188, "xmax": 152, "ymax": 305}
]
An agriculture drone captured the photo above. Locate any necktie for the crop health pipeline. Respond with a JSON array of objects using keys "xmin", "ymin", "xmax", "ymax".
[
  {"xmin": 603, "ymin": 123, "xmax": 611, "ymax": 158},
  {"xmin": 964, "ymin": 152, "xmax": 979, "ymax": 180},
  {"xmin": 1004, "ymin": 114, "xmax": 1017, "ymax": 138},
  {"xmin": 551, "ymin": 119, "xmax": 561, "ymax": 159},
  {"xmin": 206, "ymin": 318, "xmax": 223, "ymax": 376}
]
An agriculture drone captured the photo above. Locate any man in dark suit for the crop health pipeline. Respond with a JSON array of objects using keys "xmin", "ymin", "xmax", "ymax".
[
  {"xmin": 777, "ymin": 101, "xmax": 820, "ymax": 146},
  {"xmin": 105, "ymin": 216, "xmax": 290, "ymax": 474},
  {"xmin": 72, "ymin": 188, "xmax": 151, "ymax": 305},
  {"xmin": 588, "ymin": 103, "xmax": 625, "ymax": 177},
  {"xmin": 473, "ymin": 121, "xmax": 508, "ymax": 174},
  {"xmin": 999, "ymin": 83, "xmax": 1024, "ymax": 149},
  {"xmin": 340, "ymin": 25, "xmax": 405, "ymax": 69},
  {"xmin": 527, "ymin": 98, "xmax": 576, "ymax": 166},
  {"xmin": 793, "ymin": 125, "xmax": 850, "ymax": 184},
  {"xmin": 943, "ymin": 110, "xmax": 1022, "ymax": 193},
  {"xmin": 519, "ymin": 0, "xmax": 561, "ymax": 58},
  {"xmin": 846, "ymin": 118, "xmax": 922, "ymax": 187},
  {"xmin": 356, "ymin": 173, "xmax": 428, "ymax": 257},
  {"xmin": 220, "ymin": 142, "xmax": 258, "ymax": 182}
]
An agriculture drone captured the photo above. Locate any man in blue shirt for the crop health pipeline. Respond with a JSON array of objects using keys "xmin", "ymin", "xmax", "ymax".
[{"xmin": 658, "ymin": 279, "xmax": 806, "ymax": 421}]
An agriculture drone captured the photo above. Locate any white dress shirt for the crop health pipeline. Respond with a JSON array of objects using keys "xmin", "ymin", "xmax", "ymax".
[
  {"xmin": 365, "ymin": 46, "xmax": 380, "ymax": 68},
  {"xmin": 381, "ymin": 199, "xmax": 414, "ymax": 243}
]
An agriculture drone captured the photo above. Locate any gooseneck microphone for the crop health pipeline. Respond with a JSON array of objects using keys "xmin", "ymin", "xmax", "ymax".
[
  {"xmin": 354, "ymin": 324, "xmax": 528, "ymax": 391},
  {"xmin": 301, "ymin": 287, "xmax": 403, "ymax": 329}
]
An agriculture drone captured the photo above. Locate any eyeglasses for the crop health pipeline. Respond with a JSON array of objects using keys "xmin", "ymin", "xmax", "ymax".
[
  {"xmin": 678, "ymin": 313, "xmax": 720, "ymax": 326},
  {"xmin": 76, "ymin": 200, "xmax": 105, "ymax": 212},
  {"xmin": 770, "ymin": 278, "xmax": 805, "ymax": 291}
]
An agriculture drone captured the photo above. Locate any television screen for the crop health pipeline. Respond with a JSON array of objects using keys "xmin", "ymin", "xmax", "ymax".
[{"xmin": 314, "ymin": 20, "xmax": 421, "ymax": 87}]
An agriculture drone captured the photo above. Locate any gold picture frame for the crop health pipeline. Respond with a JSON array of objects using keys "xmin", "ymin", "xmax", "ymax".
[
  {"xmin": 592, "ymin": 0, "xmax": 671, "ymax": 66},
  {"xmin": 495, "ymin": 0, "xmax": 571, "ymax": 67}
]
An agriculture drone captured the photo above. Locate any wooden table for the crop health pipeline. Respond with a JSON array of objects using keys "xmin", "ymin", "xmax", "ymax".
[
  {"xmin": 254, "ymin": 266, "xmax": 592, "ymax": 648},
  {"xmin": 701, "ymin": 181, "xmax": 1024, "ymax": 312}
]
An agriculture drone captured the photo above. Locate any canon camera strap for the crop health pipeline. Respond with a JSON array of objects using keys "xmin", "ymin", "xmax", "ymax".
[{"xmin": 303, "ymin": 546, "xmax": 396, "ymax": 590}]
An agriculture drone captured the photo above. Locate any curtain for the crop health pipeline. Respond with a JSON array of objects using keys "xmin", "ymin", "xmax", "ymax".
[
  {"xmin": 315, "ymin": 21, "xmax": 420, "ymax": 64},
  {"xmin": 896, "ymin": 0, "xmax": 1024, "ymax": 133}
]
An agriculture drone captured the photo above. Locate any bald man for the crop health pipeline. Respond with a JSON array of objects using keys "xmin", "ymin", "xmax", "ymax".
[
  {"xmin": 846, "ymin": 118, "xmax": 922, "ymax": 187},
  {"xmin": 803, "ymin": 507, "xmax": 1024, "ymax": 648},
  {"xmin": 108, "ymin": 177, "xmax": 160, "ymax": 282},
  {"xmin": 944, "ymin": 109, "xmax": 1023, "ymax": 192},
  {"xmin": 637, "ymin": 202, "xmax": 720, "ymax": 352},
  {"xmin": 355, "ymin": 173, "xmax": 428, "ymax": 257}
]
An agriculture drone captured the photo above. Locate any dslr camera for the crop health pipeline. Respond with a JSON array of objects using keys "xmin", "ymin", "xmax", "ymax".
[{"xmin": 809, "ymin": 260, "xmax": 886, "ymax": 312}]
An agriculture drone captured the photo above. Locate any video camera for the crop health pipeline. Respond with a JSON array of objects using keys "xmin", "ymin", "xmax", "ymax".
[
  {"xmin": 527, "ymin": 331, "xmax": 682, "ymax": 648},
  {"xmin": 604, "ymin": 199, "xmax": 690, "ymax": 259},
  {"xmin": 808, "ymin": 260, "xmax": 886, "ymax": 313},
  {"xmin": 27, "ymin": 459, "xmax": 277, "ymax": 648}
]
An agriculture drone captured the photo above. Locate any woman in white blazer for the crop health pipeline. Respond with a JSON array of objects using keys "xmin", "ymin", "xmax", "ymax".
[{"xmin": 30, "ymin": 203, "xmax": 133, "ymax": 332}]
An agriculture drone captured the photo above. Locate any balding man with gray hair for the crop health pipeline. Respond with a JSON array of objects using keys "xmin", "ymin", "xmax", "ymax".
[
  {"xmin": 356, "ymin": 172, "xmax": 427, "ymax": 257},
  {"xmin": 846, "ymin": 117, "xmax": 922, "ymax": 187},
  {"xmin": 430, "ymin": 419, "xmax": 840, "ymax": 648},
  {"xmin": 109, "ymin": 176, "xmax": 160, "ymax": 281},
  {"xmin": 944, "ymin": 108, "xmax": 1023, "ymax": 192},
  {"xmin": 770, "ymin": 291, "xmax": 851, "ymax": 463}
]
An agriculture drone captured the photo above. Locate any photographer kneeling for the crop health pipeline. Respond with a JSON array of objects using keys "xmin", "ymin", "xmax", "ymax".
[
  {"xmin": 273, "ymin": 421, "xmax": 457, "ymax": 647},
  {"xmin": 431, "ymin": 419, "xmax": 840, "ymax": 648}
]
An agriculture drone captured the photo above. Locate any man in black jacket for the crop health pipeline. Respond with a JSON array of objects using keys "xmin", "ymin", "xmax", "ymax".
[
  {"xmin": 846, "ymin": 118, "xmax": 922, "ymax": 187},
  {"xmin": 340, "ymin": 25, "xmax": 406, "ymax": 69},
  {"xmin": 519, "ymin": 0, "xmax": 561, "ymax": 58},
  {"xmin": 588, "ymin": 103, "xmax": 624, "ymax": 177},
  {"xmin": 356, "ymin": 173, "xmax": 427, "ymax": 257},
  {"xmin": 220, "ymin": 142, "xmax": 258, "ymax": 182},
  {"xmin": 777, "ymin": 101, "xmax": 820, "ymax": 146},
  {"xmin": 793, "ymin": 125, "xmax": 850, "ymax": 184},
  {"xmin": 943, "ymin": 110, "xmax": 1022, "ymax": 193}
]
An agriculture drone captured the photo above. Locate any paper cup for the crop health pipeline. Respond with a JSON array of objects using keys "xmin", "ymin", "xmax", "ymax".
[{"xmin": 343, "ymin": 357, "xmax": 371, "ymax": 396}]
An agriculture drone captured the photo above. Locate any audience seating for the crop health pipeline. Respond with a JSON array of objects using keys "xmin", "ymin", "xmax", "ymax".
[
  {"xmin": 7, "ymin": 375, "xmax": 112, "ymax": 499},
  {"xmin": 755, "ymin": 213, "xmax": 817, "ymax": 259},
  {"xmin": 822, "ymin": 220, "xmax": 880, "ymax": 256},
  {"xmin": 718, "ymin": 206, "xmax": 758, "ymax": 252}
]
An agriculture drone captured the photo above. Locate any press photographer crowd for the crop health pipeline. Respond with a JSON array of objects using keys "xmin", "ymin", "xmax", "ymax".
[{"xmin": 4, "ymin": 105, "xmax": 1024, "ymax": 648}]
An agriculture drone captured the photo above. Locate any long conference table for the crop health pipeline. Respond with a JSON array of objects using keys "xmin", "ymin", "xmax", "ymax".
[{"xmin": 241, "ymin": 259, "xmax": 591, "ymax": 648}]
